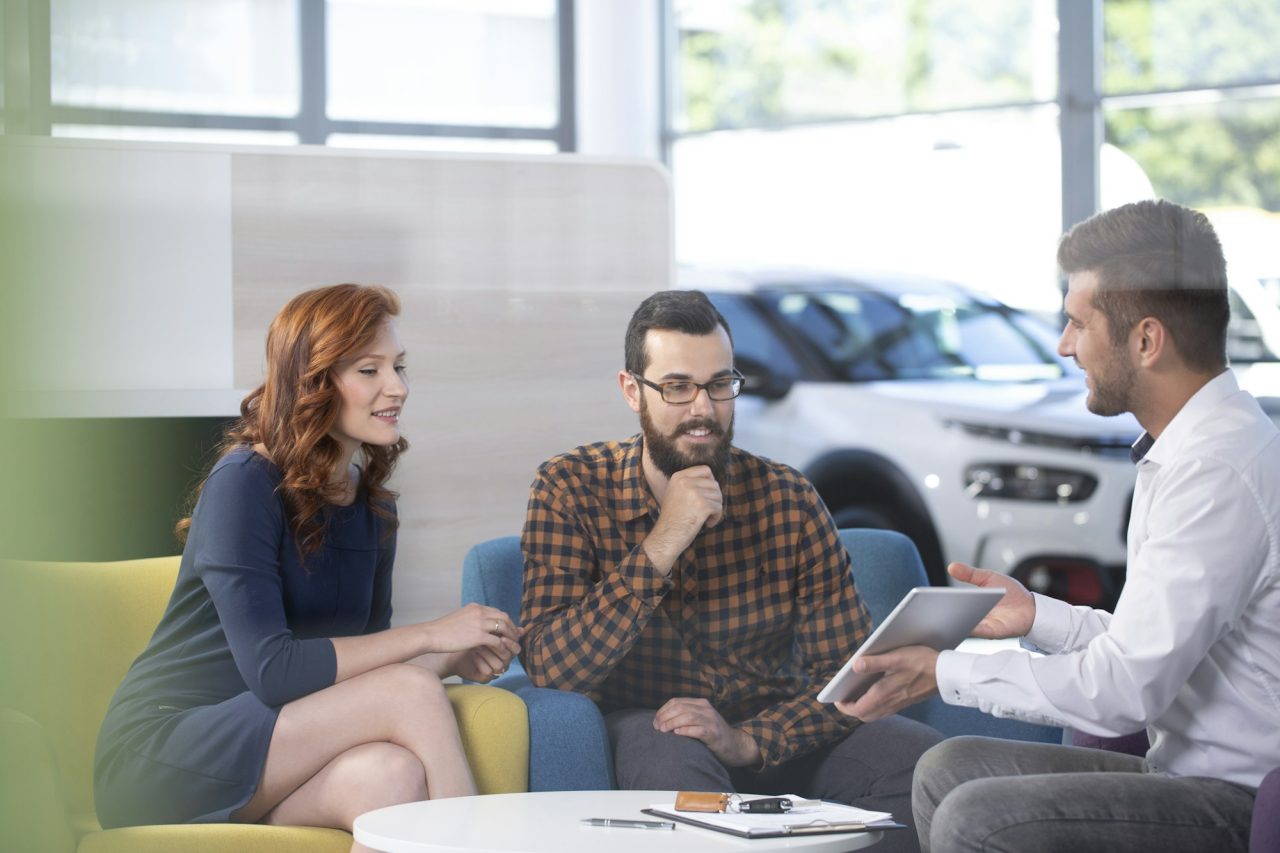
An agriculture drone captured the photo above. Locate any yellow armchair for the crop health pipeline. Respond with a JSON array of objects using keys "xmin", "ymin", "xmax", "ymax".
[{"xmin": 0, "ymin": 557, "xmax": 529, "ymax": 853}]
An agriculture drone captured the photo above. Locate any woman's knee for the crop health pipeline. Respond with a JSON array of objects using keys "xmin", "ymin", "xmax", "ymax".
[
  {"xmin": 365, "ymin": 664, "xmax": 463, "ymax": 746},
  {"xmin": 338, "ymin": 743, "xmax": 428, "ymax": 813},
  {"xmin": 365, "ymin": 663, "xmax": 450, "ymax": 710}
]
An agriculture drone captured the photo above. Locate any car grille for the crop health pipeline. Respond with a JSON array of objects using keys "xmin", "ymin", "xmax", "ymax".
[{"xmin": 947, "ymin": 420, "xmax": 1137, "ymax": 459}]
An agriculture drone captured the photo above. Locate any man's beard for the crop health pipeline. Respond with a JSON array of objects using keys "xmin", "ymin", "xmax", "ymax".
[
  {"xmin": 1083, "ymin": 347, "xmax": 1137, "ymax": 417},
  {"xmin": 640, "ymin": 397, "xmax": 734, "ymax": 484}
]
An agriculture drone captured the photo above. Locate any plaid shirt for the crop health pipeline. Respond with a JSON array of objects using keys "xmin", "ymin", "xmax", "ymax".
[{"xmin": 520, "ymin": 435, "xmax": 873, "ymax": 769}]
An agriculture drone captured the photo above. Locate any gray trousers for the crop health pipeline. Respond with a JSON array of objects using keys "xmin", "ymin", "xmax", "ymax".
[
  {"xmin": 607, "ymin": 709, "xmax": 943, "ymax": 853},
  {"xmin": 914, "ymin": 736, "xmax": 1257, "ymax": 853}
]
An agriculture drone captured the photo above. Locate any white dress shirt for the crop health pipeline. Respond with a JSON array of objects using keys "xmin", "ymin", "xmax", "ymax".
[{"xmin": 936, "ymin": 370, "xmax": 1280, "ymax": 787}]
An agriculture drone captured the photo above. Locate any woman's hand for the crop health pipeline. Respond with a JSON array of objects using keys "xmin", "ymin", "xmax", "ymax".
[
  {"xmin": 420, "ymin": 603, "xmax": 522, "ymax": 656},
  {"xmin": 335, "ymin": 604, "xmax": 521, "ymax": 684},
  {"xmin": 449, "ymin": 644, "xmax": 517, "ymax": 683},
  {"xmin": 406, "ymin": 605, "xmax": 523, "ymax": 682}
]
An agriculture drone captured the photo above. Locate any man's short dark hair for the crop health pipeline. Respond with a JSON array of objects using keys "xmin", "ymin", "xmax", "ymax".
[
  {"xmin": 624, "ymin": 290, "xmax": 734, "ymax": 375},
  {"xmin": 1057, "ymin": 199, "xmax": 1229, "ymax": 373}
]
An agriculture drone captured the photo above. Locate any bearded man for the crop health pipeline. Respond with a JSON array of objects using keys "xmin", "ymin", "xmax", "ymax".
[{"xmin": 519, "ymin": 289, "xmax": 941, "ymax": 853}]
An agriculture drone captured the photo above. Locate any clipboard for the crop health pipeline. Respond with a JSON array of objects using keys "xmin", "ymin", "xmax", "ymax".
[{"xmin": 642, "ymin": 801, "xmax": 908, "ymax": 838}]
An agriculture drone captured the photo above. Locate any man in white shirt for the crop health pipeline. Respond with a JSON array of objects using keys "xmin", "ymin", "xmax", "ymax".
[{"xmin": 838, "ymin": 199, "xmax": 1279, "ymax": 853}]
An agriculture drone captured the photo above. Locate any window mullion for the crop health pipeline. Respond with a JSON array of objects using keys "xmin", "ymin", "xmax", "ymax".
[
  {"xmin": 555, "ymin": 0, "xmax": 576, "ymax": 152},
  {"xmin": 297, "ymin": 0, "xmax": 327, "ymax": 145},
  {"xmin": 1058, "ymin": 0, "xmax": 1102, "ymax": 235}
]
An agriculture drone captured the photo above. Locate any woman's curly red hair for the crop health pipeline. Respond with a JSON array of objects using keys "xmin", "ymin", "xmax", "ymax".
[{"xmin": 178, "ymin": 283, "xmax": 407, "ymax": 556}]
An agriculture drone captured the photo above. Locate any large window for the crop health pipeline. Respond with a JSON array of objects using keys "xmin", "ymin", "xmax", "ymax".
[
  {"xmin": 667, "ymin": 0, "xmax": 1280, "ymax": 316},
  {"xmin": 8, "ymin": 0, "xmax": 574, "ymax": 152},
  {"xmin": 1103, "ymin": 0, "xmax": 1278, "ymax": 95},
  {"xmin": 669, "ymin": 0, "xmax": 1065, "ymax": 313},
  {"xmin": 51, "ymin": 0, "xmax": 299, "ymax": 116},
  {"xmin": 327, "ymin": 0, "xmax": 557, "ymax": 128},
  {"xmin": 675, "ymin": 0, "xmax": 1055, "ymax": 132},
  {"xmin": 1102, "ymin": 0, "xmax": 1280, "ymax": 293}
]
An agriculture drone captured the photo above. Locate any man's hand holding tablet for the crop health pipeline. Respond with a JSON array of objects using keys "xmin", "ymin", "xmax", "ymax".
[{"xmin": 825, "ymin": 562, "xmax": 1037, "ymax": 722}]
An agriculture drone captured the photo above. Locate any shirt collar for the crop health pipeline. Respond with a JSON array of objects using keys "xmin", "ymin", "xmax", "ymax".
[
  {"xmin": 1129, "ymin": 432, "xmax": 1155, "ymax": 465},
  {"xmin": 1141, "ymin": 369, "xmax": 1239, "ymax": 468},
  {"xmin": 614, "ymin": 433, "xmax": 742, "ymax": 525}
]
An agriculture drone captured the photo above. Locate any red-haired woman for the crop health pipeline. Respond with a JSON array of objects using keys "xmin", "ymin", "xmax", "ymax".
[{"xmin": 94, "ymin": 284, "xmax": 519, "ymax": 851}]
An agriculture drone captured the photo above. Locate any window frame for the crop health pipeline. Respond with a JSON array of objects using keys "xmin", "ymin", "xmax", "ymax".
[{"xmin": 4, "ymin": 0, "xmax": 577, "ymax": 151}]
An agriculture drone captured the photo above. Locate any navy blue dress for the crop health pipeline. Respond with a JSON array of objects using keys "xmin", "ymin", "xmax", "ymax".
[{"xmin": 93, "ymin": 447, "xmax": 395, "ymax": 827}]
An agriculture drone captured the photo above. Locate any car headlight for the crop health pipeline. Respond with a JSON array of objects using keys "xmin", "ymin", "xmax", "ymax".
[{"xmin": 964, "ymin": 463, "xmax": 1097, "ymax": 503}]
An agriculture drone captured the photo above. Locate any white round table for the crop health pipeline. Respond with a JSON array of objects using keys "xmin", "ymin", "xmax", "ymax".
[{"xmin": 354, "ymin": 790, "xmax": 882, "ymax": 853}]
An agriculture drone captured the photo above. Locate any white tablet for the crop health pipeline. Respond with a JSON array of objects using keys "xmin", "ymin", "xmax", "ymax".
[{"xmin": 817, "ymin": 586, "xmax": 1004, "ymax": 704}]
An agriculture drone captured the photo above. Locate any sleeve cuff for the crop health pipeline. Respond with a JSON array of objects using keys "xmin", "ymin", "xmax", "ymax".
[
  {"xmin": 616, "ymin": 543, "xmax": 673, "ymax": 603},
  {"xmin": 936, "ymin": 650, "xmax": 979, "ymax": 707},
  {"xmin": 735, "ymin": 719, "xmax": 781, "ymax": 770},
  {"xmin": 1024, "ymin": 593, "xmax": 1072, "ymax": 654}
]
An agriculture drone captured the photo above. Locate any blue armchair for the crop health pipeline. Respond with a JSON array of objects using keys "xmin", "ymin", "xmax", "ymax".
[
  {"xmin": 460, "ymin": 529, "xmax": 1058, "ymax": 794},
  {"xmin": 461, "ymin": 537, "xmax": 615, "ymax": 791},
  {"xmin": 840, "ymin": 528, "xmax": 1062, "ymax": 744}
]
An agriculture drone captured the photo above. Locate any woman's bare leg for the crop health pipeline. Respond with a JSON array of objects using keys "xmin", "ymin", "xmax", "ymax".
[
  {"xmin": 232, "ymin": 663, "xmax": 474, "ymax": 824},
  {"xmin": 261, "ymin": 742, "xmax": 427, "ymax": 852}
]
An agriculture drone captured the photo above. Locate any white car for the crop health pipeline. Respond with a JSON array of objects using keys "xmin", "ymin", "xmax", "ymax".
[
  {"xmin": 1226, "ymin": 271, "xmax": 1280, "ymax": 424},
  {"xmin": 691, "ymin": 267, "xmax": 1142, "ymax": 608}
]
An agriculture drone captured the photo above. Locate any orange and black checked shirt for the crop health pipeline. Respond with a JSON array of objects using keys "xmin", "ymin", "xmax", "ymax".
[{"xmin": 520, "ymin": 435, "xmax": 873, "ymax": 769}]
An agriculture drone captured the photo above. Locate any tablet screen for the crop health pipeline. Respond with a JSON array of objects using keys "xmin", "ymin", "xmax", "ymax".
[{"xmin": 817, "ymin": 587, "xmax": 1004, "ymax": 704}]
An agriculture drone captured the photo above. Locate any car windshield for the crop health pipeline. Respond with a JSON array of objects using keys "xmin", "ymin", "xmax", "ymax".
[
  {"xmin": 1227, "ymin": 285, "xmax": 1280, "ymax": 363},
  {"xmin": 769, "ymin": 288, "xmax": 1070, "ymax": 381}
]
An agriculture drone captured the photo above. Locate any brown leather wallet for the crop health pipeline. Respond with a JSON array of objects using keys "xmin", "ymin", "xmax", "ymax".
[{"xmin": 674, "ymin": 791, "xmax": 732, "ymax": 813}]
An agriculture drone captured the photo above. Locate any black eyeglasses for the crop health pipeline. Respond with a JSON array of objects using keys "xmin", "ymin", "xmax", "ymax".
[{"xmin": 631, "ymin": 371, "xmax": 745, "ymax": 404}]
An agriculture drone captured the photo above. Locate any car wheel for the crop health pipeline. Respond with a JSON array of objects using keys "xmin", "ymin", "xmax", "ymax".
[
  {"xmin": 831, "ymin": 505, "xmax": 894, "ymax": 531},
  {"xmin": 829, "ymin": 500, "xmax": 947, "ymax": 587}
]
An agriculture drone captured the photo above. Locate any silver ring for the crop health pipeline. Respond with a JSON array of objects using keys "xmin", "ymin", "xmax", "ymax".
[{"xmin": 492, "ymin": 620, "xmax": 501, "ymax": 635}]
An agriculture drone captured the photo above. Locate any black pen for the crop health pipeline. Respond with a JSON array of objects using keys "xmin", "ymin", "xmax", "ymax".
[{"xmin": 580, "ymin": 818, "xmax": 676, "ymax": 830}]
